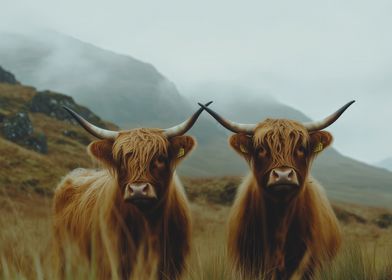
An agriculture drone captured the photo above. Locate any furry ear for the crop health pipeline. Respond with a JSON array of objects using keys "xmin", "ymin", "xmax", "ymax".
[
  {"xmin": 169, "ymin": 136, "xmax": 196, "ymax": 165},
  {"xmin": 309, "ymin": 131, "xmax": 333, "ymax": 155},
  {"xmin": 229, "ymin": 134, "xmax": 253, "ymax": 160},
  {"xmin": 88, "ymin": 139, "xmax": 115, "ymax": 166}
]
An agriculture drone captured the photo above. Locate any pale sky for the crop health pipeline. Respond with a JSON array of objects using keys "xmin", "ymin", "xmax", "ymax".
[{"xmin": 2, "ymin": 0, "xmax": 392, "ymax": 164}]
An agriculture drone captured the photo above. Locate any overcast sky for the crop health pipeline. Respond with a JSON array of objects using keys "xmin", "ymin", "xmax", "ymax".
[{"xmin": 2, "ymin": 0, "xmax": 392, "ymax": 164}]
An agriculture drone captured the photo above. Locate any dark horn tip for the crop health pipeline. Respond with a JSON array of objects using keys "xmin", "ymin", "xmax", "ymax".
[
  {"xmin": 198, "ymin": 102, "xmax": 208, "ymax": 109},
  {"xmin": 63, "ymin": 106, "xmax": 76, "ymax": 116},
  {"xmin": 341, "ymin": 100, "xmax": 356, "ymax": 111}
]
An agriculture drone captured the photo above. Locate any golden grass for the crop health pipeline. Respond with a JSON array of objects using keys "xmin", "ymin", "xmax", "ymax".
[{"xmin": 1, "ymin": 188, "xmax": 391, "ymax": 280}]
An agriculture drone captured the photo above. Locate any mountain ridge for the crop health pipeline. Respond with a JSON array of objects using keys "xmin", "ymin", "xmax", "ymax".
[{"xmin": 1, "ymin": 32, "xmax": 392, "ymax": 208}]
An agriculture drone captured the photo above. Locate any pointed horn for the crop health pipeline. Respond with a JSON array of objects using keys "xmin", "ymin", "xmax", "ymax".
[
  {"xmin": 163, "ymin": 101, "xmax": 213, "ymax": 138},
  {"xmin": 63, "ymin": 106, "xmax": 119, "ymax": 140},
  {"xmin": 198, "ymin": 103, "xmax": 256, "ymax": 134},
  {"xmin": 303, "ymin": 100, "xmax": 355, "ymax": 132}
]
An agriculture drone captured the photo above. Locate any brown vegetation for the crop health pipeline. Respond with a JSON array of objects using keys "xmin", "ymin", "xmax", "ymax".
[{"xmin": 1, "ymin": 179, "xmax": 392, "ymax": 279}]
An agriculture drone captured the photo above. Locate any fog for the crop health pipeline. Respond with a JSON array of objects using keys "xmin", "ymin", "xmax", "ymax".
[{"xmin": 1, "ymin": 0, "xmax": 392, "ymax": 164}]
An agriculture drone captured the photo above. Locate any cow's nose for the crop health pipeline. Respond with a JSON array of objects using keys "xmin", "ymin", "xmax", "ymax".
[
  {"xmin": 267, "ymin": 167, "xmax": 299, "ymax": 187},
  {"xmin": 124, "ymin": 183, "xmax": 157, "ymax": 201},
  {"xmin": 130, "ymin": 183, "xmax": 149, "ymax": 196}
]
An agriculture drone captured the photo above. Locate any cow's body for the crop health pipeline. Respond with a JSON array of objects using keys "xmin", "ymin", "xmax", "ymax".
[
  {"xmin": 228, "ymin": 173, "xmax": 341, "ymax": 279},
  {"xmin": 53, "ymin": 168, "xmax": 190, "ymax": 280}
]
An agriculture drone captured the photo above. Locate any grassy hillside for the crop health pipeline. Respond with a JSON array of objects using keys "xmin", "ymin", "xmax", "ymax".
[{"xmin": 0, "ymin": 82, "xmax": 109, "ymax": 194}]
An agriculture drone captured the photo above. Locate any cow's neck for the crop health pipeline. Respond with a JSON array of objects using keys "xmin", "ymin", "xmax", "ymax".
[
  {"xmin": 263, "ymin": 194, "xmax": 297, "ymax": 224},
  {"xmin": 263, "ymin": 195, "xmax": 297, "ymax": 241},
  {"xmin": 262, "ymin": 189, "xmax": 301, "ymax": 272},
  {"xmin": 131, "ymin": 179, "xmax": 176, "ymax": 234},
  {"xmin": 144, "ymin": 202, "xmax": 166, "ymax": 231}
]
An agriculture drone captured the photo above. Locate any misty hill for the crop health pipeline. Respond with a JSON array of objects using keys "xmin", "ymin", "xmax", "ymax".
[
  {"xmin": 1, "ymin": 32, "xmax": 392, "ymax": 208},
  {"xmin": 0, "ymin": 31, "xmax": 192, "ymax": 129},
  {"xmin": 375, "ymin": 157, "xmax": 392, "ymax": 172}
]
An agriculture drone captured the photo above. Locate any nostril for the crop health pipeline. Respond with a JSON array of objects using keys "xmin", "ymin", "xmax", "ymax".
[
  {"xmin": 142, "ymin": 184, "xmax": 149, "ymax": 195},
  {"xmin": 288, "ymin": 170, "xmax": 294, "ymax": 179},
  {"xmin": 272, "ymin": 170, "xmax": 279, "ymax": 179},
  {"xmin": 127, "ymin": 184, "xmax": 134, "ymax": 194}
]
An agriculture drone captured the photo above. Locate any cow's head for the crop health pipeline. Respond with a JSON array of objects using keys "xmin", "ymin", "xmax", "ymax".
[
  {"xmin": 64, "ymin": 102, "xmax": 211, "ymax": 210},
  {"xmin": 199, "ymin": 101, "xmax": 354, "ymax": 201}
]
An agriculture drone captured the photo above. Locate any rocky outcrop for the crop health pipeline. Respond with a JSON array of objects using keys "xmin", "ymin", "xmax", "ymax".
[
  {"xmin": 1, "ymin": 111, "xmax": 48, "ymax": 154},
  {"xmin": 0, "ymin": 66, "xmax": 19, "ymax": 85},
  {"xmin": 374, "ymin": 213, "xmax": 392, "ymax": 229},
  {"xmin": 0, "ymin": 67, "xmax": 112, "ymax": 154},
  {"xmin": 2, "ymin": 112, "xmax": 33, "ymax": 140},
  {"xmin": 29, "ymin": 90, "xmax": 108, "ymax": 128}
]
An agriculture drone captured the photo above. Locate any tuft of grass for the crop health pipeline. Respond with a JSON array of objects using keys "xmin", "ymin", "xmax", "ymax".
[{"xmin": 316, "ymin": 242, "xmax": 392, "ymax": 280}]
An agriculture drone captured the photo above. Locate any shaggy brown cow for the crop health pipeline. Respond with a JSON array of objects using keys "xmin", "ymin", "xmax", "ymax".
[
  {"xmin": 53, "ymin": 102, "xmax": 211, "ymax": 280},
  {"xmin": 199, "ymin": 101, "xmax": 355, "ymax": 279}
]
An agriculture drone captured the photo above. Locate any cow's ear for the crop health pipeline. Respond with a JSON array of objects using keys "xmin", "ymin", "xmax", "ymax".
[
  {"xmin": 169, "ymin": 136, "xmax": 196, "ymax": 165},
  {"xmin": 88, "ymin": 139, "xmax": 115, "ymax": 166},
  {"xmin": 229, "ymin": 134, "xmax": 253, "ymax": 160},
  {"xmin": 309, "ymin": 131, "xmax": 333, "ymax": 155}
]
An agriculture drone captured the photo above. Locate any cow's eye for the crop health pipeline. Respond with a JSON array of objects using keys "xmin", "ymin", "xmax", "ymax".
[
  {"xmin": 153, "ymin": 156, "xmax": 167, "ymax": 169},
  {"xmin": 296, "ymin": 146, "xmax": 306, "ymax": 157},
  {"xmin": 257, "ymin": 146, "xmax": 267, "ymax": 158}
]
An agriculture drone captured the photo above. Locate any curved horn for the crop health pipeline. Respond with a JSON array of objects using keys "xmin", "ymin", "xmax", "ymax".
[
  {"xmin": 63, "ymin": 106, "xmax": 119, "ymax": 139},
  {"xmin": 198, "ymin": 103, "xmax": 256, "ymax": 134},
  {"xmin": 163, "ymin": 101, "xmax": 213, "ymax": 138},
  {"xmin": 303, "ymin": 100, "xmax": 355, "ymax": 132}
]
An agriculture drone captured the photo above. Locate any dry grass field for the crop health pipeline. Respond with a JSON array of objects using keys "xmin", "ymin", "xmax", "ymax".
[{"xmin": 1, "ymin": 177, "xmax": 391, "ymax": 280}]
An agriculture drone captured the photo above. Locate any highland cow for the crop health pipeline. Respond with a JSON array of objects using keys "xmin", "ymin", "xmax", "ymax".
[
  {"xmin": 199, "ymin": 101, "xmax": 355, "ymax": 279},
  {"xmin": 53, "ymin": 102, "xmax": 211, "ymax": 280}
]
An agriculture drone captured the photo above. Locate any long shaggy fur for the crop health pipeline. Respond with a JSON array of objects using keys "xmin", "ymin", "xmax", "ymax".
[
  {"xmin": 228, "ymin": 174, "xmax": 341, "ymax": 279},
  {"xmin": 227, "ymin": 119, "xmax": 342, "ymax": 279},
  {"xmin": 253, "ymin": 120, "xmax": 308, "ymax": 170},
  {"xmin": 53, "ymin": 129, "xmax": 192, "ymax": 280},
  {"xmin": 113, "ymin": 129, "xmax": 169, "ymax": 182}
]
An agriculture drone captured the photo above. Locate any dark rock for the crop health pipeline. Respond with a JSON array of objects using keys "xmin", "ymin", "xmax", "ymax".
[
  {"xmin": 24, "ymin": 132, "xmax": 48, "ymax": 154},
  {"xmin": 374, "ymin": 213, "xmax": 392, "ymax": 229},
  {"xmin": 1, "ymin": 111, "xmax": 48, "ymax": 154},
  {"xmin": 333, "ymin": 206, "xmax": 367, "ymax": 224},
  {"xmin": 29, "ymin": 90, "xmax": 108, "ymax": 128},
  {"xmin": 0, "ymin": 66, "xmax": 19, "ymax": 84},
  {"xmin": 206, "ymin": 182, "xmax": 238, "ymax": 205},
  {"xmin": 219, "ymin": 182, "xmax": 237, "ymax": 205},
  {"xmin": 2, "ymin": 111, "xmax": 33, "ymax": 140}
]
